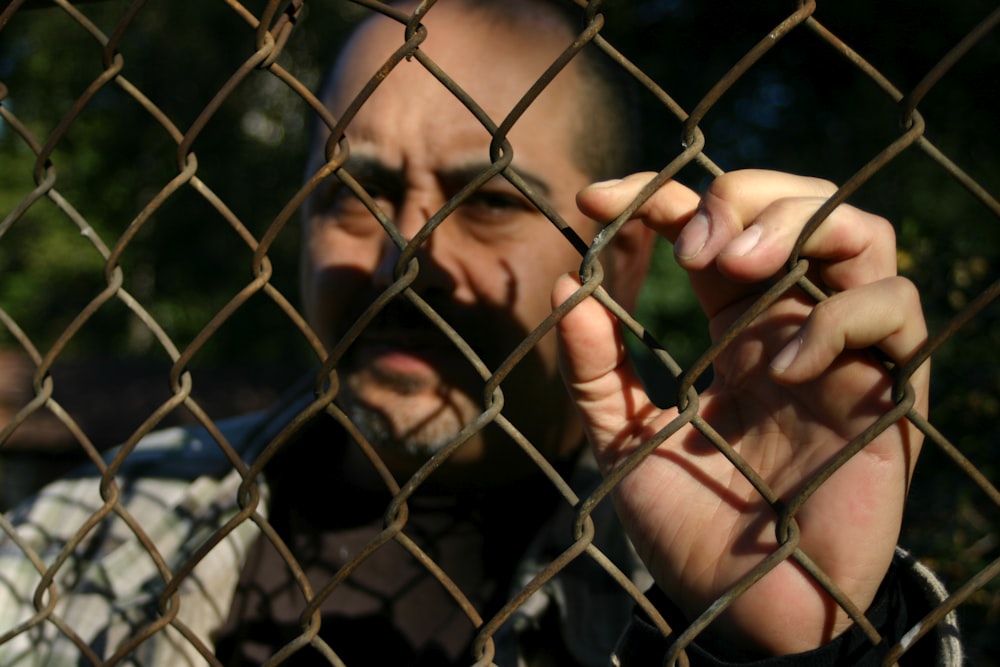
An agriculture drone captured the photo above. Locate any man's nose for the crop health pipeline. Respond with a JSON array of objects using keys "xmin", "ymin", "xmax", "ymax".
[{"xmin": 372, "ymin": 202, "xmax": 454, "ymax": 295}]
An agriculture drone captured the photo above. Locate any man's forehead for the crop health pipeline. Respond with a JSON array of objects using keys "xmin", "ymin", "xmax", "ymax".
[
  {"xmin": 328, "ymin": 3, "xmax": 577, "ymax": 114},
  {"xmin": 314, "ymin": 2, "xmax": 588, "ymax": 191},
  {"xmin": 340, "ymin": 111, "xmax": 495, "ymax": 169},
  {"xmin": 341, "ymin": 147, "xmax": 554, "ymax": 198}
]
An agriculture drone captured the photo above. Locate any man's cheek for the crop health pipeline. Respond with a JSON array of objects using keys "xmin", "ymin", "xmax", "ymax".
[{"xmin": 307, "ymin": 266, "xmax": 376, "ymax": 340}]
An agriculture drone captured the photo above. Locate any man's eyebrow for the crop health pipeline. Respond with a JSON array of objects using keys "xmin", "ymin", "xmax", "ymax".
[
  {"xmin": 439, "ymin": 162, "xmax": 552, "ymax": 198},
  {"xmin": 339, "ymin": 154, "xmax": 404, "ymax": 188}
]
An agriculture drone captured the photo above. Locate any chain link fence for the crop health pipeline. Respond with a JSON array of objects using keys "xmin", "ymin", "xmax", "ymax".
[{"xmin": 1, "ymin": 0, "xmax": 998, "ymax": 664}]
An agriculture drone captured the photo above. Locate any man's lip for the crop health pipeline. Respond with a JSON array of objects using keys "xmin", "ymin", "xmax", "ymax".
[
  {"xmin": 355, "ymin": 342, "xmax": 443, "ymax": 376},
  {"xmin": 347, "ymin": 329, "xmax": 469, "ymax": 378}
]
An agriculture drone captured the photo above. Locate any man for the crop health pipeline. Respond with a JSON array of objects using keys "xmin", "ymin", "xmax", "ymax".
[{"xmin": 0, "ymin": 1, "xmax": 960, "ymax": 665}]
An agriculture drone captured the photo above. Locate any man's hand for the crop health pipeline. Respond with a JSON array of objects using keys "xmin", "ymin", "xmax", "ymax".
[{"xmin": 552, "ymin": 170, "xmax": 929, "ymax": 655}]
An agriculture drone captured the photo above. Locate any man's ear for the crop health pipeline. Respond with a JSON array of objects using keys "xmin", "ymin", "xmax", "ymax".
[{"xmin": 603, "ymin": 217, "xmax": 656, "ymax": 312}]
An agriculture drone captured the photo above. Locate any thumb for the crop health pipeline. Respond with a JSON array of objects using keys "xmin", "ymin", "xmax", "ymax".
[{"xmin": 552, "ymin": 273, "xmax": 660, "ymax": 470}]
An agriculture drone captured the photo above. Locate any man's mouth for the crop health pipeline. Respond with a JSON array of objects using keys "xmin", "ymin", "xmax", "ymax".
[
  {"xmin": 354, "ymin": 339, "xmax": 447, "ymax": 380},
  {"xmin": 337, "ymin": 298, "xmax": 488, "ymax": 394}
]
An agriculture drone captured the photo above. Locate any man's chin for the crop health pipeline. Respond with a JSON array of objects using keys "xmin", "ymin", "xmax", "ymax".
[
  {"xmin": 338, "ymin": 382, "xmax": 479, "ymax": 460},
  {"xmin": 338, "ymin": 388, "xmax": 566, "ymax": 491}
]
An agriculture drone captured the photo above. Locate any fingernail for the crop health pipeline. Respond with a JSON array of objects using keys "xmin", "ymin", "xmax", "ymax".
[
  {"xmin": 770, "ymin": 336, "xmax": 802, "ymax": 373},
  {"xmin": 675, "ymin": 211, "xmax": 709, "ymax": 260},
  {"xmin": 588, "ymin": 178, "xmax": 624, "ymax": 190},
  {"xmin": 725, "ymin": 225, "xmax": 761, "ymax": 257}
]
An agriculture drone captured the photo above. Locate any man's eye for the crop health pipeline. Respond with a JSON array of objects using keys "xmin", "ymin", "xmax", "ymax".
[
  {"xmin": 313, "ymin": 182, "xmax": 395, "ymax": 236},
  {"xmin": 358, "ymin": 181, "xmax": 393, "ymax": 204},
  {"xmin": 317, "ymin": 181, "xmax": 390, "ymax": 214},
  {"xmin": 460, "ymin": 190, "xmax": 533, "ymax": 221}
]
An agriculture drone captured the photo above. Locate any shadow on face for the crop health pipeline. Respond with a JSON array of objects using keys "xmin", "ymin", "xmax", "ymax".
[{"xmin": 309, "ymin": 260, "xmax": 584, "ymax": 488}]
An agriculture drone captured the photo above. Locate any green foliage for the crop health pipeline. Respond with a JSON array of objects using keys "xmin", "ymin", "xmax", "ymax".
[{"xmin": 0, "ymin": 1, "xmax": 363, "ymax": 365}]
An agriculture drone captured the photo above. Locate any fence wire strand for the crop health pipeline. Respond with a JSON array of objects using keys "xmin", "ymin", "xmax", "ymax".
[{"xmin": 0, "ymin": 0, "xmax": 997, "ymax": 665}]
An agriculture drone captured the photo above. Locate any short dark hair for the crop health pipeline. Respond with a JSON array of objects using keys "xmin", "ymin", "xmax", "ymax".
[
  {"xmin": 315, "ymin": 0, "xmax": 642, "ymax": 182},
  {"xmin": 442, "ymin": 0, "xmax": 643, "ymax": 180},
  {"xmin": 571, "ymin": 33, "xmax": 643, "ymax": 180}
]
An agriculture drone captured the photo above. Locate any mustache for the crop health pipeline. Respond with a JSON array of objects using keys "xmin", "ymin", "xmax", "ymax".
[
  {"xmin": 355, "ymin": 295, "xmax": 453, "ymax": 343},
  {"xmin": 368, "ymin": 294, "xmax": 436, "ymax": 328},
  {"xmin": 333, "ymin": 285, "xmax": 528, "ymax": 371}
]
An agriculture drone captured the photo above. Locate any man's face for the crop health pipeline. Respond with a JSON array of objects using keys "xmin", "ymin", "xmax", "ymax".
[{"xmin": 301, "ymin": 7, "xmax": 599, "ymax": 484}]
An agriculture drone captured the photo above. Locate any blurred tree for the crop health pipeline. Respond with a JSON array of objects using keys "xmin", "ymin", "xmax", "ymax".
[{"xmin": 0, "ymin": 1, "xmax": 362, "ymax": 367}]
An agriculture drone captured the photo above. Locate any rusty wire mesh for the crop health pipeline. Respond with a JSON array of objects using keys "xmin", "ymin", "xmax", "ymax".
[{"xmin": 1, "ymin": 0, "xmax": 998, "ymax": 665}]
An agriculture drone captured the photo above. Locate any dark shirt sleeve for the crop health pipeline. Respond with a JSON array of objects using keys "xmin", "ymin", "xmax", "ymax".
[{"xmin": 612, "ymin": 551, "xmax": 959, "ymax": 666}]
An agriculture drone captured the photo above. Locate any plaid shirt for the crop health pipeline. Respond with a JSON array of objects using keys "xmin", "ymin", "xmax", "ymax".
[{"xmin": 0, "ymin": 397, "xmax": 649, "ymax": 666}]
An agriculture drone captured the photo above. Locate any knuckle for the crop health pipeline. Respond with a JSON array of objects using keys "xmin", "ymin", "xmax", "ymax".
[
  {"xmin": 808, "ymin": 297, "xmax": 839, "ymax": 327},
  {"xmin": 868, "ymin": 212, "xmax": 896, "ymax": 244},
  {"xmin": 810, "ymin": 176, "xmax": 838, "ymax": 197},
  {"xmin": 705, "ymin": 170, "xmax": 740, "ymax": 196},
  {"xmin": 890, "ymin": 275, "xmax": 922, "ymax": 308}
]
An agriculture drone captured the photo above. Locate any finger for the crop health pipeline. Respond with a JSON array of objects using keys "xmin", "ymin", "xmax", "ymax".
[
  {"xmin": 576, "ymin": 172, "xmax": 701, "ymax": 240},
  {"xmin": 769, "ymin": 276, "xmax": 928, "ymax": 384},
  {"xmin": 552, "ymin": 273, "xmax": 662, "ymax": 470},
  {"xmin": 582, "ymin": 171, "xmax": 842, "ymax": 319},
  {"xmin": 672, "ymin": 170, "xmax": 838, "ymax": 269},
  {"xmin": 715, "ymin": 196, "xmax": 898, "ymax": 289}
]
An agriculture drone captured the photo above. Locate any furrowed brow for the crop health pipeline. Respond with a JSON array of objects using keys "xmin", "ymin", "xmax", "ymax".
[
  {"xmin": 438, "ymin": 162, "xmax": 552, "ymax": 199},
  {"xmin": 339, "ymin": 155, "xmax": 405, "ymax": 195}
]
